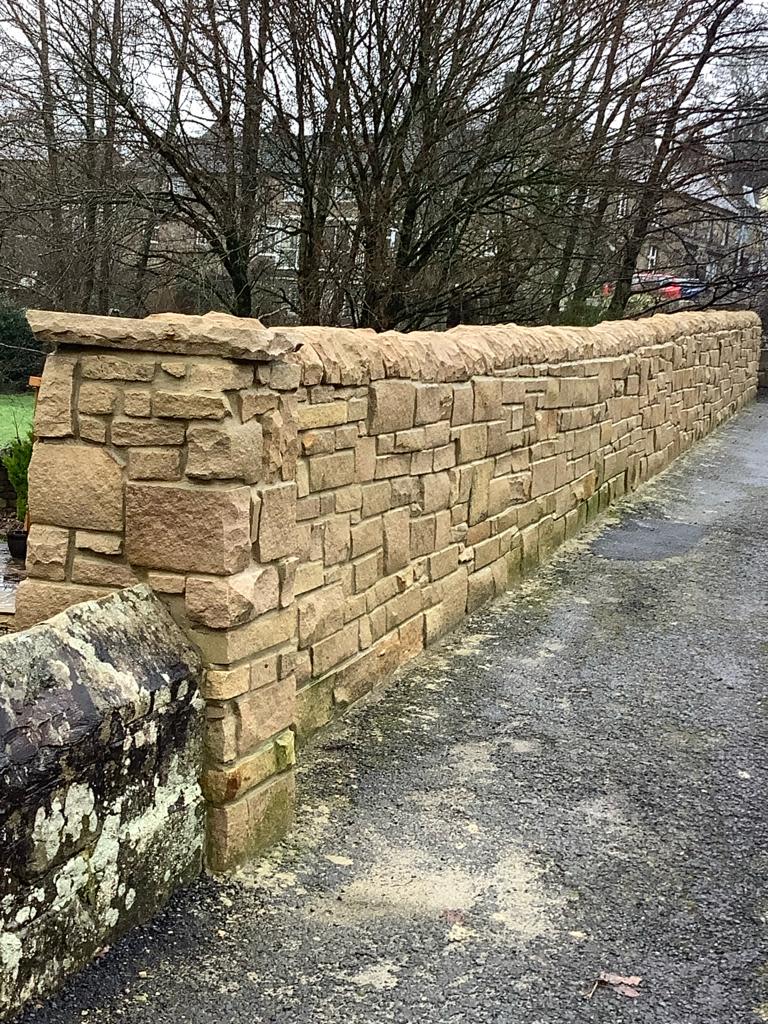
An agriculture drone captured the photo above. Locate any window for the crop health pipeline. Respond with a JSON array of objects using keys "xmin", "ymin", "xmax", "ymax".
[
  {"xmin": 617, "ymin": 196, "xmax": 629, "ymax": 219},
  {"xmin": 646, "ymin": 245, "xmax": 658, "ymax": 270}
]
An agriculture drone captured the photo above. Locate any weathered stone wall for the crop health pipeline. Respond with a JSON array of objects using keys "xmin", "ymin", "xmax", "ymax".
[
  {"xmin": 0, "ymin": 586, "xmax": 203, "ymax": 1020},
  {"xmin": 15, "ymin": 308, "xmax": 760, "ymax": 871}
]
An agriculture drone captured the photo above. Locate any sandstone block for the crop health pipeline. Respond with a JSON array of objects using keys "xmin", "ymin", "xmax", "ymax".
[
  {"xmin": 354, "ymin": 550, "xmax": 382, "ymax": 592},
  {"xmin": 351, "ymin": 516, "xmax": 382, "ymax": 558},
  {"xmin": 78, "ymin": 382, "xmax": 118, "ymax": 415},
  {"xmin": 301, "ymin": 429, "xmax": 335, "ymax": 456},
  {"xmin": 125, "ymin": 483, "xmax": 251, "ymax": 574},
  {"xmin": 152, "ymin": 391, "xmax": 229, "ymax": 420},
  {"xmin": 294, "ymin": 560, "xmax": 325, "ymax": 595},
  {"xmin": 421, "ymin": 472, "xmax": 451, "ymax": 513},
  {"xmin": 71, "ymin": 557, "xmax": 138, "ymax": 588},
  {"xmin": 455, "ymin": 423, "xmax": 488, "ymax": 462},
  {"xmin": 298, "ymin": 582, "xmax": 345, "ymax": 646},
  {"xmin": 75, "ymin": 530, "xmax": 122, "ymax": 556},
  {"xmin": 201, "ymin": 664, "xmax": 251, "ymax": 701},
  {"xmin": 269, "ymin": 361, "xmax": 301, "ymax": 390},
  {"xmin": 309, "ymin": 451, "xmax": 355, "ymax": 491},
  {"xmin": 383, "ymin": 507, "xmax": 410, "ymax": 573},
  {"xmin": 257, "ymin": 482, "xmax": 298, "ymax": 561},
  {"xmin": 201, "ymin": 729, "xmax": 295, "ymax": 805},
  {"xmin": 235, "ymin": 676, "xmax": 296, "ymax": 753},
  {"xmin": 362, "ymin": 481, "xmax": 391, "ymax": 517},
  {"xmin": 467, "ymin": 565, "xmax": 496, "ymax": 612},
  {"xmin": 189, "ymin": 606, "xmax": 297, "ymax": 665},
  {"xmin": 410, "ymin": 515, "xmax": 436, "ymax": 558},
  {"xmin": 336, "ymin": 484, "xmax": 363, "ymax": 513},
  {"xmin": 394, "ymin": 427, "xmax": 426, "ymax": 452},
  {"xmin": 323, "ymin": 516, "xmax": 350, "ymax": 564},
  {"xmin": 311, "ymin": 621, "xmax": 359, "ymax": 676},
  {"xmin": 385, "ymin": 586, "xmax": 422, "ymax": 631},
  {"xmin": 530, "ymin": 457, "xmax": 558, "ymax": 497},
  {"xmin": 161, "ymin": 361, "xmax": 187, "ymax": 378},
  {"xmin": 262, "ymin": 400, "xmax": 298, "ymax": 482},
  {"xmin": 415, "ymin": 383, "xmax": 452, "ymax": 424},
  {"xmin": 188, "ymin": 361, "xmax": 253, "ymax": 391},
  {"xmin": 355, "ymin": 437, "xmax": 377, "ymax": 481},
  {"xmin": 29, "ymin": 443, "xmax": 124, "ymax": 531},
  {"xmin": 451, "ymin": 383, "xmax": 474, "ymax": 425},
  {"xmin": 13, "ymin": 578, "xmax": 112, "ymax": 630},
  {"xmin": 428, "ymin": 545, "xmax": 459, "ymax": 581},
  {"xmin": 298, "ymin": 401, "xmax": 348, "ymax": 429},
  {"xmin": 128, "ymin": 447, "xmax": 182, "ymax": 481},
  {"xmin": 26, "ymin": 525, "xmax": 69, "ymax": 581},
  {"xmin": 187, "ymin": 420, "xmax": 262, "ymax": 483},
  {"xmin": 111, "ymin": 418, "xmax": 186, "ymax": 446},
  {"xmin": 206, "ymin": 770, "xmax": 295, "ymax": 873},
  {"xmin": 146, "ymin": 571, "xmax": 186, "ymax": 594},
  {"xmin": 251, "ymin": 653, "xmax": 280, "ymax": 688},
  {"xmin": 79, "ymin": 416, "xmax": 107, "ymax": 443},
  {"xmin": 240, "ymin": 389, "xmax": 278, "ymax": 421},
  {"xmin": 468, "ymin": 459, "xmax": 494, "ymax": 525},
  {"xmin": 123, "ymin": 390, "xmax": 152, "ymax": 417},
  {"xmin": 368, "ymin": 381, "xmax": 416, "ymax": 433},
  {"xmin": 185, "ymin": 565, "xmax": 280, "ymax": 629},
  {"xmin": 35, "ymin": 351, "xmax": 75, "ymax": 438},
  {"xmin": 81, "ymin": 355, "xmax": 155, "ymax": 382},
  {"xmin": 335, "ymin": 424, "xmax": 358, "ymax": 449},
  {"xmin": 473, "ymin": 377, "xmax": 504, "ymax": 420}
]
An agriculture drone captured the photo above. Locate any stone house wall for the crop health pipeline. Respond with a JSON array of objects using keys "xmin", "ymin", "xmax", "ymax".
[{"xmin": 14, "ymin": 308, "xmax": 760, "ymax": 871}]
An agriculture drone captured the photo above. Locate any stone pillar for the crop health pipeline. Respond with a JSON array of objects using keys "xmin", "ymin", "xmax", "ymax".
[{"xmin": 16, "ymin": 311, "xmax": 302, "ymax": 871}]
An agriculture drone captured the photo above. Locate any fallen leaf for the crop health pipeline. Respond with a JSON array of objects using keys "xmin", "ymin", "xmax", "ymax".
[
  {"xmin": 614, "ymin": 984, "xmax": 641, "ymax": 998},
  {"xmin": 599, "ymin": 972, "xmax": 642, "ymax": 988},
  {"xmin": 586, "ymin": 971, "xmax": 643, "ymax": 1000}
]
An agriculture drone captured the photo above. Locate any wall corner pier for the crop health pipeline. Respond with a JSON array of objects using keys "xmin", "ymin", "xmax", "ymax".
[{"xmin": 16, "ymin": 307, "xmax": 761, "ymax": 872}]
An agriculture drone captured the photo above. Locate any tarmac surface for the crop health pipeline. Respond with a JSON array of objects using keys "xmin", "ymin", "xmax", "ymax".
[{"xmin": 19, "ymin": 399, "xmax": 768, "ymax": 1023}]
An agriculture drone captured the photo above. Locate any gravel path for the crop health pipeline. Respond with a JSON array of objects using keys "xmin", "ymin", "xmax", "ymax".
[{"xmin": 19, "ymin": 400, "xmax": 768, "ymax": 1024}]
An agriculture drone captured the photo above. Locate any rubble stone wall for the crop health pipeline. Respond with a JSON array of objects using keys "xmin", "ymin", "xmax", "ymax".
[
  {"xmin": 15, "ymin": 308, "xmax": 760, "ymax": 870},
  {"xmin": 0, "ymin": 586, "xmax": 203, "ymax": 1020}
]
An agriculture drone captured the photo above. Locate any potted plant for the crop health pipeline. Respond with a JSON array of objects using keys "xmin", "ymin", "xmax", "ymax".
[{"xmin": 1, "ymin": 430, "xmax": 33, "ymax": 561}]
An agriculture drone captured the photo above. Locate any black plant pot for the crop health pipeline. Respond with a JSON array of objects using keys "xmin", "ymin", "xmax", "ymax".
[{"xmin": 7, "ymin": 530, "xmax": 28, "ymax": 562}]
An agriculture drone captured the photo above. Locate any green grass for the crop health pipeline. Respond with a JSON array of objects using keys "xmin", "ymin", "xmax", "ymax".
[{"xmin": 0, "ymin": 393, "xmax": 34, "ymax": 447}]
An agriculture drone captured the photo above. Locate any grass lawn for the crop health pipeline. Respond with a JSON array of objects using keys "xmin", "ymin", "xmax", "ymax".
[{"xmin": 0, "ymin": 393, "xmax": 34, "ymax": 447}]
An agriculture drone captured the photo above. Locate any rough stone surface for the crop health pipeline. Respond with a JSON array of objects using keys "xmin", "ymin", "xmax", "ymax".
[
  {"xmin": 13, "ymin": 580, "xmax": 114, "ymax": 630},
  {"xmin": 28, "ymin": 445, "xmax": 124, "ymax": 532},
  {"xmin": 0, "ymin": 587, "xmax": 203, "ymax": 1022},
  {"xmin": 186, "ymin": 421, "xmax": 262, "ymax": 483},
  {"xmin": 14, "ymin": 403, "xmax": 768, "ymax": 1024},
  {"xmin": 25, "ymin": 526, "xmax": 70, "ymax": 582},
  {"xmin": 185, "ymin": 566, "xmax": 279, "ymax": 629},
  {"xmin": 34, "ymin": 352, "xmax": 76, "ymax": 438},
  {"xmin": 26, "ymin": 310, "xmax": 298, "ymax": 361},
  {"xmin": 125, "ymin": 484, "xmax": 251, "ymax": 575}
]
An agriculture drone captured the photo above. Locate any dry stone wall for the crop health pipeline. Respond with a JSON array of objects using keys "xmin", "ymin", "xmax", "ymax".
[{"xmin": 15, "ymin": 308, "xmax": 760, "ymax": 871}]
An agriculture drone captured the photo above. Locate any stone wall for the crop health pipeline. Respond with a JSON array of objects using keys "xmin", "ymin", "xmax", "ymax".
[
  {"xmin": 15, "ymin": 308, "xmax": 760, "ymax": 871},
  {"xmin": 0, "ymin": 586, "xmax": 203, "ymax": 1020}
]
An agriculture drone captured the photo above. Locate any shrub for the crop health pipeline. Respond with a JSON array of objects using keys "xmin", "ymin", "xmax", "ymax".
[
  {"xmin": 0, "ymin": 304, "xmax": 45, "ymax": 393},
  {"xmin": 1, "ymin": 430, "xmax": 34, "ymax": 522}
]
